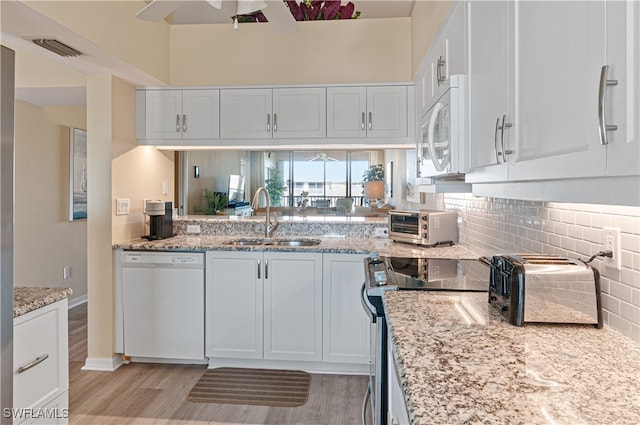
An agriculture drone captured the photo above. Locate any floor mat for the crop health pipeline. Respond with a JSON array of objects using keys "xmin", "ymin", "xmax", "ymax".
[{"xmin": 187, "ymin": 367, "xmax": 311, "ymax": 407}]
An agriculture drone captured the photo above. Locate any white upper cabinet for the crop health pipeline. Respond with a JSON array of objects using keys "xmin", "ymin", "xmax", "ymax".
[
  {"xmin": 272, "ymin": 88, "xmax": 326, "ymax": 138},
  {"xmin": 508, "ymin": 0, "xmax": 607, "ymax": 181},
  {"xmin": 138, "ymin": 89, "xmax": 219, "ymax": 140},
  {"xmin": 327, "ymin": 86, "xmax": 408, "ymax": 138},
  {"xmin": 220, "ymin": 88, "xmax": 273, "ymax": 139},
  {"xmin": 417, "ymin": 1, "xmax": 467, "ymax": 116},
  {"xmin": 220, "ymin": 87, "xmax": 326, "ymax": 139},
  {"xmin": 465, "ymin": 0, "xmax": 513, "ymax": 184},
  {"xmin": 466, "ymin": 0, "xmax": 639, "ymax": 193},
  {"xmin": 605, "ymin": 0, "xmax": 640, "ymax": 177}
]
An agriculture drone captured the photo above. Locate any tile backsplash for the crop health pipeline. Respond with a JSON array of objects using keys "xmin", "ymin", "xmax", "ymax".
[{"xmin": 445, "ymin": 194, "xmax": 640, "ymax": 342}]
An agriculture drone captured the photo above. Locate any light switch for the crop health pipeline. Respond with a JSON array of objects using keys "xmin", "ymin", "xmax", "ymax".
[
  {"xmin": 162, "ymin": 181, "xmax": 169, "ymax": 195},
  {"xmin": 116, "ymin": 198, "xmax": 130, "ymax": 215}
]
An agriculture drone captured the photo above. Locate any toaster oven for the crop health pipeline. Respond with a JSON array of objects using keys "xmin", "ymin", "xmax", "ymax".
[
  {"xmin": 487, "ymin": 254, "xmax": 602, "ymax": 328},
  {"xmin": 388, "ymin": 210, "xmax": 458, "ymax": 246}
]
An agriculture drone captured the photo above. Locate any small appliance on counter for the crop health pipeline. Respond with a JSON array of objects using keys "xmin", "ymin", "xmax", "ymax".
[
  {"xmin": 387, "ymin": 209, "xmax": 458, "ymax": 246},
  {"xmin": 487, "ymin": 254, "xmax": 602, "ymax": 328},
  {"xmin": 144, "ymin": 200, "xmax": 174, "ymax": 240}
]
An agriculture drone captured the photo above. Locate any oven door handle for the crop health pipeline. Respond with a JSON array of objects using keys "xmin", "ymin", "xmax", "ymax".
[
  {"xmin": 478, "ymin": 256, "xmax": 492, "ymax": 268},
  {"xmin": 360, "ymin": 283, "xmax": 376, "ymax": 324},
  {"xmin": 361, "ymin": 381, "xmax": 371, "ymax": 425}
]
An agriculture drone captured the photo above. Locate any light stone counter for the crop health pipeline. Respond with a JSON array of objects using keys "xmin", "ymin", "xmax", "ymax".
[
  {"xmin": 113, "ymin": 235, "xmax": 479, "ymax": 259},
  {"xmin": 383, "ymin": 291, "xmax": 640, "ymax": 425},
  {"xmin": 14, "ymin": 286, "xmax": 73, "ymax": 318}
]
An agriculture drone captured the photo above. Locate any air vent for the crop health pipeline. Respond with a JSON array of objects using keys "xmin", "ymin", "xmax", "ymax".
[{"xmin": 30, "ymin": 38, "xmax": 84, "ymax": 57}]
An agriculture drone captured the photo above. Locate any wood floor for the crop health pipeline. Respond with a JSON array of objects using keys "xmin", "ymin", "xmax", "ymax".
[{"xmin": 68, "ymin": 304, "xmax": 369, "ymax": 425}]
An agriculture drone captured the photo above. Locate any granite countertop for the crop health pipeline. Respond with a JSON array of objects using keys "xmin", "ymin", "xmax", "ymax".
[
  {"xmin": 113, "ymin": 235, "xmax": 479, "ymax": 259},
  {"xmin": 383, "ymin": 291, "xmax": 640, "ymax": 425},
  {"xmin": 14, "ymin": 286, "xmax": 73, "ymax": 318}
]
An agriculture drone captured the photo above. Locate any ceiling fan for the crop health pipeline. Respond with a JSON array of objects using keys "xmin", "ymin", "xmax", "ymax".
[
  {"xmin": 135, "ymin": 0, "xmax": 299, "ymax": 35},
  {"xmin": 306, "ymin": 152, "xmax": 339, "ymax": 162}
]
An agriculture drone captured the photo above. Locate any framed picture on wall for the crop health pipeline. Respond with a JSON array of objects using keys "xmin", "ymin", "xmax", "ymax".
[{"xmin": 69, "ymin": 127, "xmax": 87, "ymax": 221}]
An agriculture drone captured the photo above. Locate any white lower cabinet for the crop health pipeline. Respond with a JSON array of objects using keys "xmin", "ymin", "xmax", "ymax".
[
  {"xmin": 13, "ymin": 299, "xmax": 69, "ymax": 425},
  {"xmin": 387, "ymin": 343, "xmax": 410, "ymax": 425},
  {"xmin": 322, "ymin": 253, "xmax": 370, "ymax": 365},
  {"xmin": 206, "ymin": 251, "xmax": 323, "ymax": 362}
]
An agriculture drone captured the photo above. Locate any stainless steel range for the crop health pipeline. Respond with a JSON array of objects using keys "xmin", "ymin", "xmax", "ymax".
[{"xmin": 360, "ymin": 256, "xmax": 489, "ymax": 425}]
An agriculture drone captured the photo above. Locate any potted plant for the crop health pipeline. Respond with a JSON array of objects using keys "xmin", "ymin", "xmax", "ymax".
[
  {"xmin": 362, "ymin": 164, "xmax": 384, "ymax": 207},
  {"xmin": 194, "ymin": 189, "xmax": 228, "ymax": 215},
  {"xmin": 265, "ymin": 167, "xmax": 286, "ymax": 206}
]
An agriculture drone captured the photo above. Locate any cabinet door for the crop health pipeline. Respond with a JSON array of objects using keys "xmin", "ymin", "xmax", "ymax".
[
  {"xmin": 272, "ymin": 88, "xmax": 326, "ymax": 138},
  {"xmin": 220, "ymin": 89, "xmax": 273, "ymax": 139},
  {"xmin": 263, "ymin": 252, "xmax": 323, "ymax": 362},
  {"xmin": 145, "ymin": 90, "xmax": 183, "ymax": 139},
  {"xmin": 327, "ymin": 86, "xmax": 367, "ymax": 138},
  {"xmin": 182, "ymin": 89, "xmax": 220, "ymax": 140},
  {"xmin": 367, "ymin": 86, "xmax": 407, "ymax": 138},
  {"xmin": 606, "ymin": 1, "xmax": 640, "ymax": 177},
  {"xmin": 508, "ymin": 1, "xmax": 606, "ymax": 181},
  {"xmin": 465, "ymin": 0, "xmax": 513, "ymax": 183},
  {"xmin": 387, "ymin": 343, "xmax": 410, "ymax": 425},
  {"xmin": 444, "ymin": 1, "xmax": 467, "ymax": 79},
  {"xmin": 322, "ymin": 254, "xmax": 370, "ymax": 364},
  {"xmin": 206, "ymin": 251, "xmax": 263, "ymax": 359},
  {"xmin": 14, "ymin": 301, "xmax": 68, "ymax": 415},
  {"xmin": 416, "ymin": 50, "xmax": 435, "ymax": 119},
  {"xmin": 430, "ymin": 33, "xmax": 447, "ymax": 103}
]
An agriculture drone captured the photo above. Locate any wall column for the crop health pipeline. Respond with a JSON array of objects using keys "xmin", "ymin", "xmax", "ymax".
[{"xmin": 82, "ymin": 75, "xmax": 117, "ymax": 370}]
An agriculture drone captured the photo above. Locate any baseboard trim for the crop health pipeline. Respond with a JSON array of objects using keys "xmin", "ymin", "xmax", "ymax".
[
  {"xmin": 81, "ymin": 356, "xmax": 123, "ymax": 372},
  {"xmin": 68, "ymin": 294, "xmax": 87, "ymax": 309}
]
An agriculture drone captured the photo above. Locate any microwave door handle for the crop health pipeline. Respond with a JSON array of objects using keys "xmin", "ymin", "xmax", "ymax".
[{"xmin": 427, "ymin": 102, "xmax": 446, "ymax": 172}]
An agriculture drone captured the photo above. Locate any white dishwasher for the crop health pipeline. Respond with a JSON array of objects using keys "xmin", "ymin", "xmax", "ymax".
[{"xmin": 121, "ymin": 251, "xmax": 205, "ymax": 361}]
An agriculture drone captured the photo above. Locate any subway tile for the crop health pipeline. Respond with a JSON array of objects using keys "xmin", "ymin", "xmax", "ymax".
[
  {"xmin": 562, "ymin": 210, "xmax": 576, "ymax": 224},
  {"xmin": 574, "ymin": 211, "xmax": 591, "ymax": 227},
  {"xmin": 606, "ymin": 313, "xmax": 632, "ymax": 337},
  {"xmin": 590, "ymin": 213, "xmax": 610, "ymax": 230},
  {"xmin": 601, "ymin": 294, "xmax": 620, "ymax": 315},
  {"xmin": 621, "ymin": 233, "xmax": 640, "ymax": 254},
  {"xmin": 621, "ymin": 267, "xmax": 640, "ymax": 289},
  {"xmin": 609, "ymin": 281, "xmax": 633, "ymax": 301},
  {"xmin": 620, "ymin": 302, "xmax": 640, "ymax": 323}
]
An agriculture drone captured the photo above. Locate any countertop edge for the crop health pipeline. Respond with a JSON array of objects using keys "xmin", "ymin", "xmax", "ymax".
[{"xmin": 14, "ymin": 286, "xmax": 73, "ymax": 318}]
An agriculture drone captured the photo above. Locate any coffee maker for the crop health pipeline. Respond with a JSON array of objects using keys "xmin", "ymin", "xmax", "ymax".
[{"xmin": 144, "ymin": 200, "xmax": 174, "ymax": 240}]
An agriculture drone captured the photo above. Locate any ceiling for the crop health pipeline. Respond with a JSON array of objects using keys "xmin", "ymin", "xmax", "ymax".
[{"xmin": 168, "ymin": 0, "xmax": 415, "ymax": 25}]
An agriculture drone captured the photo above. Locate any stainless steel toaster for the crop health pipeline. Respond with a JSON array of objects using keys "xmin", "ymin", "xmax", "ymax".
[{"xmin": 487, "ymin": 254, "xmax": 602, "ymax": 328}]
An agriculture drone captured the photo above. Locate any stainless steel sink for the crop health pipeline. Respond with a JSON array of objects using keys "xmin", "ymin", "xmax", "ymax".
[
  {"xmin": 262, "ymin": 239, "xmax": 321, "ymax": 247},
  {"xmin": 226, "ymin": 238, "xmax": 321, "ymax": 247},
  {"xmin": 226, "ymin": 239, "xmax": 264, "ymax": 246}
]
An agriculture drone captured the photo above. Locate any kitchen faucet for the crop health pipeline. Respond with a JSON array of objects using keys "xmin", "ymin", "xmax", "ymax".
[{"xmin": 251, "ymin": 186, "xmax": 279, "ymax": 238}]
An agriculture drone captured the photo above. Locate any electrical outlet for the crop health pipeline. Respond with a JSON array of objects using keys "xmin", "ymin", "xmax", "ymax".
[
  {"xmin": 63, "ymin": 266, "xmax": 72, "ymax": 280},
  {"xmin": 187, "ymin": 224, "xmax": 201, "ymax": 234},
  {"xmin": 374, "ymin": 227, "xmax": 388, "ymax": 238},
  {"xmin": 116, "ymin": 198, "xmax": 130, "ymax": 215},
  {"xmin": 143, "ymin": 199, "xmax": 150, "ymax": 214},
  {"xmin": 602, "ymin": 227, "xmax": 621, "ymax": 270}
]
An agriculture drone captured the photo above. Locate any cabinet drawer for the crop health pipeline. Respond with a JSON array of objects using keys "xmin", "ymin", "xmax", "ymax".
[{"xmin": 14, "ymin": 301, "xmax": 68, "ymax": 416}]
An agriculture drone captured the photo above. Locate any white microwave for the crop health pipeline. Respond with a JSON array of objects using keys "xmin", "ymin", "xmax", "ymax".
[{"xmin": 417, "ymin": 74, "xmax": 468, "ymax": 180}]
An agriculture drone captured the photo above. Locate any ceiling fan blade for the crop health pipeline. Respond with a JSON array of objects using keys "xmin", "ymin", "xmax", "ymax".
[
  {"xmin": 136, "ymin": 0, "xmax": 183, "ymax": 21},
  {"xmin": 261, "ymin": 0, "xmax": 299, "ymax": 35},
  {"xmin": 205, "ymin": 0, "xmax": 223, "ymax": 10}
]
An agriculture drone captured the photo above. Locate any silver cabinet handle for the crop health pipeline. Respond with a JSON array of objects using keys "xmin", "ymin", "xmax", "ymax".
[
  {"xmin": 17, "ymin": 354, "xmax": 49, "ymax": 374},
  {"xmin": 598, "ymin": 65, "xmax": 619, "ymax": 145},
  {"xmin": 176, "ymin": 114, "xmax": 180, "ymax": 132},
  {"xmin": 368, "ymin": 112, "xmax": 372, "ymax": 131},
  {"xmin": 416, "ymin": 157, "xmax": 422, "ymax": 178},
  {"xmin": 361, "ymin": 112, "xmax": 366, "ymax": 131},
  {"xmin": 182, "ymin": 114, "xmax": 187, "ymax": 132},
  {"xmin": 500, "ymin": 114, "xmax": 513, "ymax": 157},
  {"xmin": 265, "ymin": 260, "xmax": 269, "ymax": 279},
  {"xmin": 257, "ymin": 259, "xmax": 261, "ymax": 279},
  {"xmin": 436, "ymin": 56, "xmax": 446, "ymax": 85},
  {"xmin": 494, "ymin": 117, "xmax": 502, "ymax": 163},
  {"xmin": 273, "ymin": 113, "xmax": 277, "ymax": 132},
  {"xmin": 266, "ymin": 113, "xmax": 271, "ymax": 132}
]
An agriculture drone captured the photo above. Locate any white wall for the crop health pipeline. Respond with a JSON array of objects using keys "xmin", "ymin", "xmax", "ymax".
[
  {"xmin": 445, "ymin": 194, "xmax": 640, "ymax": 342},
  {"xmin": 13, "ymin": 100, "xmax": 87, "ymax": 304},
  {"xmin": 170, "ymin": 17, "xmax": 411, "ymax": 86}
]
